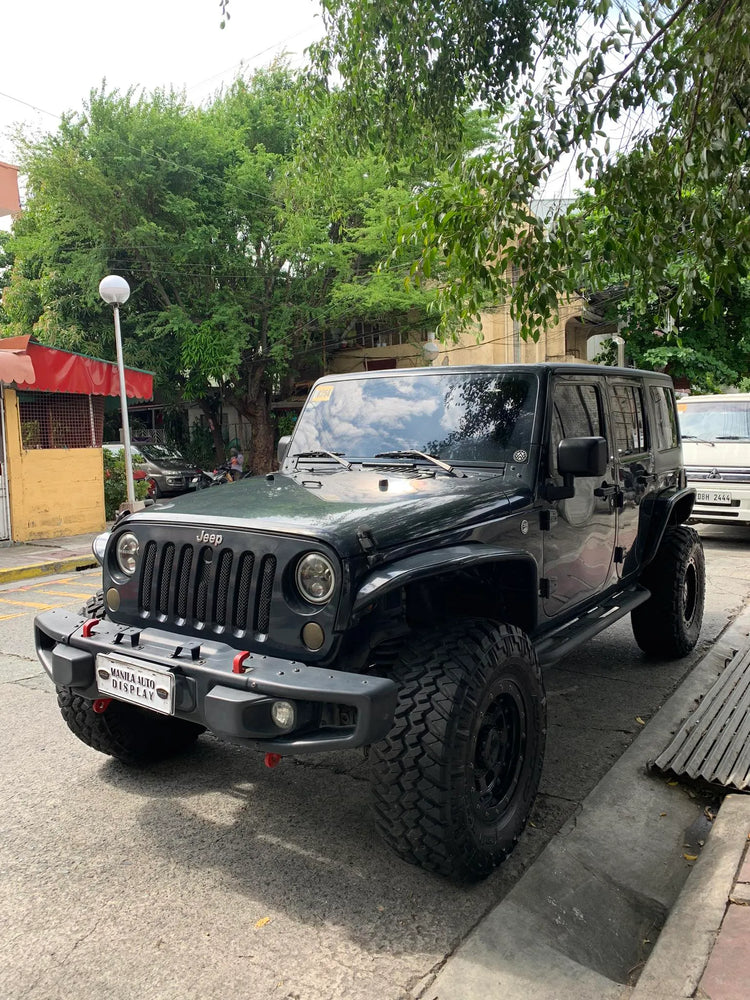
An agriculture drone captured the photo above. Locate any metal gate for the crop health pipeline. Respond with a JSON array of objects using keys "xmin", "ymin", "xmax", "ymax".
[{"xmin": 0, "ymin": 390, "xmax": 10, "ymax": 540}]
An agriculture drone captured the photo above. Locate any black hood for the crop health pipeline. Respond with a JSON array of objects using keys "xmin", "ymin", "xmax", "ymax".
[{"xmin": 126, "ymin": 468, "xmax": 530, "ymax": 557}]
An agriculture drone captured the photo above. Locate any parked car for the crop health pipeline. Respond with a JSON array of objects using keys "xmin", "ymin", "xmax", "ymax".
[
  {"xmin": 103, "ymin": 443, "xmax": 202, "ymax": 498},
  {"xmin": 678, "ymin": 393, "xmax": 750, "ymax": 526},
  {"xmin": 41, "ymin": 365, "xmax": 703, "ymax": 880}
]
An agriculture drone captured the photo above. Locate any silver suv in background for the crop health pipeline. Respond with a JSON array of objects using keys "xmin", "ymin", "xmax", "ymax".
[
  {"xmin": 103, "ymin": 443, "xmax": 201, "ymax": 499},
  {"xmin": 678, "ymin": 393, "xmax": 750, "ymax": 526}
]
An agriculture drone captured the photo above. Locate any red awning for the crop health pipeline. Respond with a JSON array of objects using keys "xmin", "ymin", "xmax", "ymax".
[{"xmin": 0, "ymin": 335, "xmax": 153, "ymax": 400}]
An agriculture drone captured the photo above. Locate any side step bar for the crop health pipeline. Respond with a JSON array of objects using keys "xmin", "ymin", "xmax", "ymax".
[{"xmin": 535, "ymin": 585, "xmax": 651, "ymax": 667}]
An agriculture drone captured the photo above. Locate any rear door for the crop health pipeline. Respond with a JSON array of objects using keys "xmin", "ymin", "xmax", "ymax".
[
  {"xmin": 542, "ymin": 375, "xmax": 618, "ymax": 616},
  {"xmin": 606, "ymin": 380, "xmax": 654, "ymax": 576}
]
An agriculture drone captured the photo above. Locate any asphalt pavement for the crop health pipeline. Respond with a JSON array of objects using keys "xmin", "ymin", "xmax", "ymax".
[{"xmin": 2, "ymin": 526, "xmax": 750, "ymax": 999}]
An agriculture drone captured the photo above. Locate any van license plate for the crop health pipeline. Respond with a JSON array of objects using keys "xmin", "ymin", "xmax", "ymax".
[
  {"xmin": 696, "ymin": 491, "xmax": 732, "ymax": 505},
  {"xmin": 95, "ymin": 653, "xmax": 175, "ymax": 715}
]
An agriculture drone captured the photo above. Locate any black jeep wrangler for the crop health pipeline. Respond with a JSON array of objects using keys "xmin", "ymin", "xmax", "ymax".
[{"xmin": 35, "ymin": 364, "xmax": 704, "ymax": 879}]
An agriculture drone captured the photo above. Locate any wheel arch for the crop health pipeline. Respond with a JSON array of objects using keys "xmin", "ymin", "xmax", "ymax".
[
  {"xmin": 640, "ymin": 487, "xmax": 696, "ymax": 570},
  {"xmin": 353, "ymin": 546, "xmax": 539, "ymax": 635}
]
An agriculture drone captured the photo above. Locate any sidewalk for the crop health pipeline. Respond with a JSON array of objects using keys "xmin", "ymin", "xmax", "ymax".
[
  {"xmin": 631, "ymin": 794, "xmax": 750, "ymax": 1000},
  {"xmin": 0, "ymin": 531, "xmax": 101, "ymax": 584},
  {"xmin": 431, "ymin": 605, "xmax": 750, "ymax": 1000}
]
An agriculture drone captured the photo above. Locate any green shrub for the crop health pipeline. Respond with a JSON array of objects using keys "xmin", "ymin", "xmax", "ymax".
[{"xmin": 103, "ymin": 448, "xmax": 149, "ymax": 520}]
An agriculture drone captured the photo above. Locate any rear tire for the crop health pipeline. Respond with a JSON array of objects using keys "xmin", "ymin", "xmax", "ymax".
[
  {"xmin": 632, "ymin": 525, "xmax": 705, "ymax": 658},
  {"xmin": 369, "ymin": 619, "xmax": 546, "ymax": 880},
  {"xmin": 55, "ymin": 592, "xmax": 204, "ymax": 764}
]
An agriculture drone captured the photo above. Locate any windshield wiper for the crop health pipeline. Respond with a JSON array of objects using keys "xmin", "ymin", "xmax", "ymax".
[
  {"xmin": 292, "ymin": 450, "xmax": 352, "ymax": 470},
  {"xmin": 372, "ymin": 450, "xmax": 458, "ymax": 477},
  {"xmin": 716, "ymin": 436, "xmax": 750, "ymax": 441},
  {"xmin": 681, "ymin": 435, "xmax": 715, "ymax": 445}
]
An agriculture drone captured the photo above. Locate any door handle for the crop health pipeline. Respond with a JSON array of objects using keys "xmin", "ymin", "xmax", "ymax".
[{"xmin": 593, "ymin": 483, "xmax": 617, "ymax": 498}]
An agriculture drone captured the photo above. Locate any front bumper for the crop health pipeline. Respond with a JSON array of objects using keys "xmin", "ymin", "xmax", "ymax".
[{"xmin": 35, "ymin": 609, "xmax": 397, "ymax": 755}]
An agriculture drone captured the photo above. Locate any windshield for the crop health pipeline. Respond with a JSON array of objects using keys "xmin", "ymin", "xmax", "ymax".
[
  {"xmin": 678, "ymin": 399, "xmax": 750, "ymax": 442},
  {"xmin": 291, "ymin": 371, "xmax": 538, "ymax": 465},
  {"xmin": 139, "ymin": 444, "xmax": 187, "ymax": 462}
]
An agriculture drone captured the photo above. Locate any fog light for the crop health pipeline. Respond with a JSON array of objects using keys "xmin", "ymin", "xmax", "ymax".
[{"xmin": 271, "ymin": 700, "xmax": 296, "ymax": 730}]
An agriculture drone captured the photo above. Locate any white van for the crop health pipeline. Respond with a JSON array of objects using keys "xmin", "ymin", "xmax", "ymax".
[{"xmin": 678, "ymin": 393, "xmax": 750, "ymax": 525}]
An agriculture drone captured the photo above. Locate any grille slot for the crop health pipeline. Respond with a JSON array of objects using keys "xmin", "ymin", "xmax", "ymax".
[
  {"xmin": 233, "ymin": 552, "xmax": 255, "ymax": 631},
  {"xmin": 175, "ymin": 545, "xmax": 193, "ymax": 619},
  {"xmin": 194, "ymin": 549, "xmax": 210, "ymax": 624},
  {"xmin": 140, "ymin": 540, "xmax": 158, "ymax": 611},
  {"xmin": 213, "ymin": 550, "xmax": 233, "ymax": 626},
  {"xmin": 255, "ymin": 555, "xmax": 276, "ymax": 634},
  {"xmin": 158, "ymin": 543, "xmax": 175, "ymax": 615}
]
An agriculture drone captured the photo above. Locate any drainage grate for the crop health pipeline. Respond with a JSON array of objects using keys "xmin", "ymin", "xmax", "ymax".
[{"xmin": 651, "ymin": 645, "xmax": 750, "ymax": 791}]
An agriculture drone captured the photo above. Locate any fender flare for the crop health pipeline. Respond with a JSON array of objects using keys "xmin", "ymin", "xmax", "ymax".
[
  {"xmin": 352, "ymin": 544, "xmax": 539, "ymax": 624},
  {"xmin": 640, "ymin": 487, "xmax": 696, "ymax": 569}
]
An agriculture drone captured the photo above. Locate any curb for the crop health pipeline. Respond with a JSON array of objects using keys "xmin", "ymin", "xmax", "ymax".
[
  {"xmin": 630, "ymin": 795, "xmax": 750, "ymax": 999},
  {"xmin": 0, "ymin": 555, "xmax": 99, "ymax": 585}
]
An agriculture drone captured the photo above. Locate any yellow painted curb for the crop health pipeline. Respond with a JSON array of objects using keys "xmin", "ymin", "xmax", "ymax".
[{"xmin": 0, "ymin": 556, "xmax": 99, "ymax": 585}]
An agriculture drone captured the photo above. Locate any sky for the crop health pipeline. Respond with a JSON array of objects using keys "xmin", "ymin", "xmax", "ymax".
[{"xmin": 0, "ymin": 0, "xmax": 324, "ymax": 165}]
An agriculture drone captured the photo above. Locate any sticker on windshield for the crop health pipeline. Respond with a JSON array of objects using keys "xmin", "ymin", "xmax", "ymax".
[
  {"xmin": 311, "ymin": 385, "xmax": 333, "ymax": 403},
  {"xmin": 513, "ymin": 449, "xmax": 528, "ymax": 463}
]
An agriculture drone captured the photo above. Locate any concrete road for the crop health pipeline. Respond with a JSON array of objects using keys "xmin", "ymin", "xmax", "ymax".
[{"xmin": 1, "ymin": 525, "xmax": 749, "ymax": 1000}]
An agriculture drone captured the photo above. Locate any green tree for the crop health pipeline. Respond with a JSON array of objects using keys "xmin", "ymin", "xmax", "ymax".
[
  {"xmin": 311, "ymin": 0, "xmax": 750, "ymax": 341},
  {"xmin": 3, "ymin": 68, "xmax": 336, "ymax": 472}
]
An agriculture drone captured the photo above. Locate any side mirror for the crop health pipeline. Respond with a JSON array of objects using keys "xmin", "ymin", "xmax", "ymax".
[
  {"xmin": 277, "ymin": 435, "xmax": 291, "ymax": 465},
  {"xmin": 558, "ymin": 436, "xmax": 607, "ymax": 478},
  {"xmin": 548, "ymin": 436, "xmax": 607, "ymax": 500}
]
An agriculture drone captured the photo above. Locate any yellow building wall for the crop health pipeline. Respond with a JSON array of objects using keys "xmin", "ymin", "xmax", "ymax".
[
  {"xmin": 3, "ymin": 388, "xmax": 106, "ymax": 541},
  {"xmin": 327, "ymin": 296, "xmax": 588, "ymax": 373}
]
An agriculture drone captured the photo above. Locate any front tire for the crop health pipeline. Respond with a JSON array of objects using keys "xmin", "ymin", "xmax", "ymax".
[
  {"xmin": 632, "ymin": 525, "xmax": 705, "ymax": 658},
  {"xmin": 55, "ymin": 591, "xmax": 205, "ymax": 764},
  {"xmin": 369, "ymin": 619, "xmax": 546, "ymax": 880},
  {"xmin": 56, "ymin": 690, "xmax": 204, "ymax": 765}
]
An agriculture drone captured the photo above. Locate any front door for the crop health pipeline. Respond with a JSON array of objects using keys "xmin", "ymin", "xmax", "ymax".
[{"xmin": 542, "ymin": 377, "xmax": 617, "ymax": 616}]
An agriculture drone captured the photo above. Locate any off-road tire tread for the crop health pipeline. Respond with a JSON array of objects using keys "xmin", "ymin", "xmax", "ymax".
[
  {"xmin": 632, "ymin": 525, "xmax": 705, "ymax": 659},
  {"xmin": 369, "ymin": 619, "xmax": 545, "ymax": 880}
]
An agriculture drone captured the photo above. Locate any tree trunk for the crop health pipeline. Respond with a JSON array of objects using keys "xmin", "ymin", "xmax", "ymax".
[
  {"xmin": 249, "ymin": 403, "xmax": 275, "ymax": 475},
  {"xmin": 228, "ymin": 361, "xmax": 275, "ymax": 475}
]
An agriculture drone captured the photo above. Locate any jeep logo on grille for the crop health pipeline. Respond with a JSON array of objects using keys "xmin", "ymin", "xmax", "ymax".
[{"xmin": 196, "ymin": 530, "xmax": 223, "ymax": 545}]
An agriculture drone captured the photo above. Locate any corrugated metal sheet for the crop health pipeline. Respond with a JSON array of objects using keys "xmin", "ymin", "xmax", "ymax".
[{"xmin": 651, "ymin": 646, "xmax": 750, "ymax": 791}]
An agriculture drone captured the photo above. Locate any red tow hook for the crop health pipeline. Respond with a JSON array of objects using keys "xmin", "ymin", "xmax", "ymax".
[
  {"xmin": 264, "ymin": 753, "xmax": 282, "ymax": 769},
  {"xmin": 82, "ymin": 618, "xmax": 101, "ymax": 638},
  {"xmin": 232, "ymin": 651, "xmax": 250, "ymax": 674},
  {"xmin": 92, "ymin": 698, "xmax": 112, "ymax": 714}
]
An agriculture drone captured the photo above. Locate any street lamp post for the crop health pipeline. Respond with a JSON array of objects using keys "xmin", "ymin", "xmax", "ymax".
[{"xmin": 98, "ymin": 275, "xmax": 136, "ymax": 507}]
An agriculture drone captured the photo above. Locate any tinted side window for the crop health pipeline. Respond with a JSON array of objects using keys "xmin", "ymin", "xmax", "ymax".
[
  {"xmin": 550, "ymin": 382, "xmax": 602, "ymax": 473},
  {"xmin": 650, "ymin": 386, "xmax": 679, "ymax": 450},
  {"xmin": 611, "ymin": 385, "xmax": 648, "ymax": 456}
]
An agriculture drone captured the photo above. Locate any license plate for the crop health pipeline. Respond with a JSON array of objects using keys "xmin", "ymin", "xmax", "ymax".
[
  {"xmin": 95, "ymin": 653, "xmax": 175, "ymax": 715},
  {"xmin": 696, "ymin": 491, "xmax": 732, "ymax": 505}
]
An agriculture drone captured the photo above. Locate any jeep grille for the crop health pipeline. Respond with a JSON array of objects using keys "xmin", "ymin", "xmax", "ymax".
[{"xmin": 138, "ymin": 540, "xmax": 276, "ymax": 637}]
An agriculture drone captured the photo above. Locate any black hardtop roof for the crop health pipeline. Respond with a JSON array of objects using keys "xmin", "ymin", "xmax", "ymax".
[{"xmin": 314, "ymin": 364, "xmax": 673, "ymax": 384}]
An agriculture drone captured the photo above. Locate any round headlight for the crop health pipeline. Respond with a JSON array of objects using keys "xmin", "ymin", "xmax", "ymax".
[
  {"xmin": 115, "ymin": 532, "xmax": 140, "ymax": 576},
  {"xmin": 295, "ymin": 552, "xmax": 335, "ymax": 605}
]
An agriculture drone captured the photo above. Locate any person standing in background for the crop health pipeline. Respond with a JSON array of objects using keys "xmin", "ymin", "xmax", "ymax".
[{"xmin": 229, "ymin": 447, "xmax": 244, "ymax": 479}]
